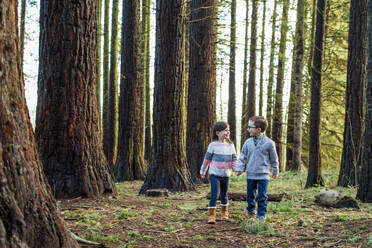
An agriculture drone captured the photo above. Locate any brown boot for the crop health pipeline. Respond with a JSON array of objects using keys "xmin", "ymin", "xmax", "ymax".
[
  {"xmin": 221, "ymin": 205, "xmax": 229, "ymax": 220},
  {"xmin": 208, "ymin": 208, "xmax": 216, "ymax": 224}
]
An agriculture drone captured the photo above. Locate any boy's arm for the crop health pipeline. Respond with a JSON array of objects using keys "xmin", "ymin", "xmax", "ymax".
[
  {"xmin": 269, "ymin": 141, "xmax": 279, "ymax": 177},
  {"xmin": 234, "ymin": 141, "xmax": 247, "ymax": 173}
]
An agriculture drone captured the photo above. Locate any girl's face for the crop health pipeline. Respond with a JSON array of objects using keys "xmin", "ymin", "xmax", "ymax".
[{"xmin": 216, "ymin": 127, "xmax": 230, "ymax": 141}]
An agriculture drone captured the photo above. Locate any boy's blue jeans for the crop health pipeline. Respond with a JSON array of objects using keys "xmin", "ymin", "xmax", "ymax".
[
  {"xmin": 209, "ymin": 175, "xmax": 229, "ymax": 208},
  {"xmin": 246, "ymin": 179, "xmax": 269, "ymax": 218}
]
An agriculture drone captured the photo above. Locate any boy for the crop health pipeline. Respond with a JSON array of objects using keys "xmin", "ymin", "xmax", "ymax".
[{"xmin": 234, "ymin": 116, "xmax": 279, "ymax": 220}]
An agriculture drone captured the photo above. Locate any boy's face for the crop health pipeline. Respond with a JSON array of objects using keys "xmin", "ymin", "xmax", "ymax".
[{"xmin": 248, "ymin": 120, "xmax": 261, "ymax": 137}]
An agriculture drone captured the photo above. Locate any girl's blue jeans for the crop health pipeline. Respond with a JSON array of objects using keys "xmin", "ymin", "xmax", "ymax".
[
  {"xmin": 246, "ymin": 179, "xmax": 269, "ymax": 218},
  {"xmin": 209, "ymin": 175, "xmax": 229, "ymax": 208}
]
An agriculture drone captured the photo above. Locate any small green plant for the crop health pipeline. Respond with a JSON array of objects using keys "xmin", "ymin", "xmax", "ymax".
[
  {"xmin": 241, "ymin": 219, "xmax": 275, "ymax": 236},
  {"xmin": 367, "ymin": 235, "xmax": 372, "ymax": 247},
  {"xmin": 192, "ymin": 234, "xmax": 203, "ymax": 240},
  {"xmin": 116, "ymin": 208, "xmax": 138, "ymax": 219},
  {"xmin": 348, "ymin": 235, "xmax": 360, "ymax": 243},
  {"xmin": 178, "ymin": 203, "xmax": 197, "ymax": 210},
  {"xmin": 334, "ymin": 214, "xmax": 348, "ymax": 222}
]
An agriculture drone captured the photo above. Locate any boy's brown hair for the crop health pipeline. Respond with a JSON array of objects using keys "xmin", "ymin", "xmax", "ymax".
[{"xmin": 249, "ymin": 116, "xmax": 268, "ymax": 132}]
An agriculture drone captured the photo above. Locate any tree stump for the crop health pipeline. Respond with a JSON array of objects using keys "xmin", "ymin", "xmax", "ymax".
[{"xmin": 145, "ymin": 189, "xmax": 169, "ymax": 197}]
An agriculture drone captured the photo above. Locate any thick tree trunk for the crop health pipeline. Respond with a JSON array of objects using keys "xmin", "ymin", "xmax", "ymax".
[
  {"xmin": 115, "ymin": 0, "xmax": 146, "ymax": 181},
  {"xmin": 186, "ymin": 0, "xmax": 217, "ymax": 183},
  {"xmin": 140, "ymin": 0, "xmax": 195, "ymax": 193},
  {"xmin": 306, "ymin": 0, "xmax": 326, "ymax": 188},
  {"xmin": 20, "ymin": 0, "xmax": 26, "ymax": 64},
  {"xmin": 258, "ymin": 0, "xmax": 267, "ymax": 116},
  {"xmin": 143, "ymin": 0, "xmax": 152, "ymax": 162},
  {"xmin": 271, "ymin": 0, "xmax": 290, "ymax": 171},
  {"xmin": 291, "ymin": 0, "xmax": 305, "ymax": 171},
  {"xmin": 338, "ymin": 0, "xmax": 367, "ymax": 187},
  {"xmin": 0, "ymin": 1, "xmax": 78, "ymax": 246},
  {"xmin": 357, "ymin": 0, "xmax": 372, "ymax": 201},
  {"xmin": 241, "ymin": 0, "xmax": 250, "ymax": 147},
  {"xmin": 107, "ymin": 0, "xmax": 120, "ymax": 170},
  {"xmin": 36, "ymin": 0, "xmax": 116, "ymax": 198},
  {"xmin": 266, "ymin": 0, "xmax": 278, "ymax": 138},
  {"xmin": 247, "ymin": 0, "xmax": 258, "ymax": 122},
  {"xmin": 228, "ymin": 0, "xmax": 237, "ymax": 146},
  {"xmin": 97, "ymin": 0, "xmax": 103, "ymax": 134}
]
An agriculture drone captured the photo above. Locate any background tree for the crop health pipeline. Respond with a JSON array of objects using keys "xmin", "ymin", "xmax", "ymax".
[
  {"xmin": 36, "ymin": 0, "xmax": 116, "ymax": 198},
  {"xmin": 338, "ymin": 0, "xmax": 367, "ymax": 187},
  {"xmin": 228, "ymin": 0, "xmax": 237, "ymax": 146},
  {"xmin": 357, "ymin": 0, "xmax": 372, "ymax": 202},
  {"xmin": 306, "ymin": 0, "xmax": 327, "ymax": 188},
  {"xmin": 289, "ymin": 0, "xmax": 305, "ymax": 171},
  {"xmin": 0, "ymin": 1, "xmax": 78, "ymax": 246},
  {"xmin": 266, "ymin": 0, "xmax": 278, "ymax": 137},
  {"xmin": 115, "ymin": 0, "xmax": 146, "ymax": 181},
  {"xmin": 241, "ymin": 0, "xmax": 250, "ymax": 147},
  {"xmin": 102, "ymin": 0, "xmax": 111, "ymax": 159},
  {"xmin": 97, "ymin": 0, "xmax": 103, "ymax": 132},
  {"xmin": 142, "ymin": 0, "xmax": 152, "ymax": 161},
  {"xmin": 247, "ymin": 0, "xmax": 258, "ymax": 123},
  {"xmin": 107, "ymin": 0, "xmax": 120, "ymax": 169},
  {"xmin": 140, "ymin": 0, "xmax": 194, "ymax": 193},
  {"xmin": 271, "ymin": 0, "xmax": 289, "ymax": 170},
  {"xmin": 186, "ymin": 0, "xmax": 217, "ymax": 183},
  {"xmin": 258, "ymin": 0, "xmax": 267, "ymax": 116}
]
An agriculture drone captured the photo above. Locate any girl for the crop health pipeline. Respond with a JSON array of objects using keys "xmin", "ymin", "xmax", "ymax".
[{"xmin": 200, "ymin": 121, "xmax": 238, "ymax": 224}]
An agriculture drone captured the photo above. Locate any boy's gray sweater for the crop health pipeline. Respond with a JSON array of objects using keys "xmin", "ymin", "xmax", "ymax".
[{"xmin": 234, "ymin": 135, "xmax": 279, "ymax": 180}]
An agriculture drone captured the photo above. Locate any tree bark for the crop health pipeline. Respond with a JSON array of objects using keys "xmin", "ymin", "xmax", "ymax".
[
  {"xmin": 266, "ymin": 0, "xmax": 278, "ymax": 138},
  {"xmin": 186, "ymin": 0, "xmax": 217, "ymax": 183},
  {"xmin": 247, "ymin": 0, "xmax": 258, "ymax": 122},
  {"xmin": 338, "ymin": 0, "xmax": 367, "ymax": 187},
  {"xmin": 0, "ymin": 1, "xmax": 78, "ymax": 246},
  {"xmin": 97, "ymin": 0, "xmax": 103, "ymax": 134},
  {"xmin": 357, "ymin": 0, "xmax": 372, "ymax": 202},
  {"xmin": 290, "ymin": 0, "xmax": 305, "ymax": 171},
  {"xmin": 20, "ymin": 0, "xmax": 26, "ymax": 64},
  {"xmin": 107, "ymin": 0, "xmax": 120, "ymax": 170},
  {"xmin": 271, "ymin": 0, "xmax": 290, "ymax": 171},
  {"xmin": 115, "ymin": 0, "xmax": 146, "ymax": 181},
  {"xmin": 306, "ymin": 0, "xmax": 327, "ymax": 188},
  {"xmin": 140, "ymin": 0, "xmax": 195, "ymax": 193},
  {"xmin": 36, "ymin": 0, "xmax": 116, "ymax": 198},
  {"xmin": 228, "ymin": 0, "xmax": 237, "ymax": 146},
  {"xmin": 241, "ymin": 0, "xmax": 250, "ymax": 147}
]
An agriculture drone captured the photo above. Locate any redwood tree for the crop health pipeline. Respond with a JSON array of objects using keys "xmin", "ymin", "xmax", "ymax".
[
  {"xmin": 36, "ymin": 0, "xmax": 116, "ymax": 198},
  {"xmin": 357, "ymin": 0, "xmax": 372, "ymax": 202},
  {"xmin": 140, "ymin": 0, "xmax": 194, "ymax": 193},
  {"xmin": 115, "ymin": 0, "xmax": 146, "ymax": 181},
  {"xmin": 306, "ymin": 0, "xmax": 326, "ymax": 188},
  {"xmin": 0, "ymin": 1, "xmax": 78, "ymax": 246},
  {"xmin": 186, "ymin": 0, "xmax": 217, "ymax": 183},
  {"xmin": 338, "ymin": 0, "xmax": 367, "ymax": 187}
]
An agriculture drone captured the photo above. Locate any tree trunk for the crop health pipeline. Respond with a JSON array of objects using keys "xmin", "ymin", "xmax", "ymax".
[
  {"xmin": 187, "ymin": 0, "xmax": 217, "ymax": 183},
  {"xmin": 140, "ymin": 0, "xmax": 195, "ymax": 193},
  {"xmin": 102, "ymin": 0, "xmax": 110, "ymax": 160},
  {"xmin": 107, "ymin": 0, "xmax": 120, "ymax": 170},
  {"xmin": 271, "ymin": 0, "xmax": 290, "ymax": 171},
  {"xmin": 247, "ymin": 0, "xmax": 258, "ymax": 122},
  {"xmin": 97, "ymin": 0, "xmax": 103, "ymax": 134},
  {"xmin": 143, "ymin": 0, "xmax": 152, "ymax": 162},
  {"xmin": 305, "ymin": 0, "xmax": 327, "ymax": 188},
  {"xmin": 291, "ymin": 0, "xmax": 305, "ymax": 171},
  {"xmin": 338, "ymin": 0, "xmax": 367, "ymax": 187},
  {"xmin": 115, "ymin": 0, "xmax": 146, "ymax": 181},
  {"xmin": 228, "ymin": 0, "xmax": 237, "ymax": 146},
  {"xmin": 20, "ymin": 0, "xmax": 26, "ymax": 64},
  {"xmin": 0, "ymin": 1, "xmax": 78, "ymax": 246},
  {"xmin": 266, "ymin": 0, "xmax": 278, "ymax": 138},
  {"xmin": 258, "ymin": 0, "xmax": 267, "ymax": 116},
  {"xmin": 36, "ymin": 0, "xmax": 116, "ymax": 198},
  {"xmin": 357, "ymin": 0, "xmax": 372, "ymax": 202},
  {"xmin": 241, "ymin": 0, "xmax": 250, "ymax": 148}
]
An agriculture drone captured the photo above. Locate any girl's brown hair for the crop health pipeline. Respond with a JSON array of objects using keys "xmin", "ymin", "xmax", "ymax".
[{"xmin": 212, "ymin": 121, "xmax": 233, "ymax": 144}]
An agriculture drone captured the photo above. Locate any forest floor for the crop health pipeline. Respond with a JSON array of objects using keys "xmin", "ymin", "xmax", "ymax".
[{"xmin": 60, "ymin": 171, "xmax": 372, "ymax": 248}]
